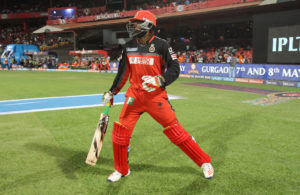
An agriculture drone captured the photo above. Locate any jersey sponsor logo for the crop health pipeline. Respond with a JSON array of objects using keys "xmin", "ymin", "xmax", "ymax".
[
  {"xmin": 126, "ymin": 47, "xmax": 138, "ymax": 52},
  {"xmin": 129, "ymin": 57, "xmax": 154, "ymax": 65}
]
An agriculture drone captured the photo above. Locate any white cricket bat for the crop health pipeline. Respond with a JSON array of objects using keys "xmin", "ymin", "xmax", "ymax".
[{"xmin": 85, "ymin": 104, "xmax": 110, "ymax": 166}]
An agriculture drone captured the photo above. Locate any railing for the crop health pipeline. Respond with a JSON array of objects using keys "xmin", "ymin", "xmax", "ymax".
[
  {"xmin": 0, "ymin": 0, "xmax": 260, "ymax": 22},
  {"xmin": 46, "ymin": 0, "xmax": 260, "ymax": 24}
]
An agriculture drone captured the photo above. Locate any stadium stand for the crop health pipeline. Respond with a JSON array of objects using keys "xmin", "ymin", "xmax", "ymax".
[
  {"xmin": 0, "ymin": 0, "xmax": 264, "ymax": 64},
  {"xmin": 0, "ymin": 24, "xmax": 71, "ymax": 52}
]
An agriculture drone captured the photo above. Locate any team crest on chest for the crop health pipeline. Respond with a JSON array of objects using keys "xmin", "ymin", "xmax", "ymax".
[{"xmin": 149, "ymin": 44, "xmax": 155, "ymax": 52}]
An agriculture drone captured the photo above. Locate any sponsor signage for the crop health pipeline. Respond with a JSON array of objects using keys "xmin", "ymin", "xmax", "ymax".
[
  {"xmin": 248, "ymin": 79, "xmax": 264, "ymax": 84},
  {"xmin": 264, "ymin": 80, "xmax": 279, "ymax": 85},
  {"xmin": 279, "ymin": 81, "xmax": 297, "ymax": 87},
  {"xmin": 180, "ymin": 63, "xmax": 229, "ymax": 77},
  {"xmin": 235, "ymin": 78, "xmax": 249, "ymax": 83},
  {"xmin": 179, "ymin": 63, "xmax": 300, "ymax": 82},
  {"xmin": 179, "ymin": 74, "xmax": 191, "ymax": 78},
  {"xmin": 235, "ymin": 64, "xmax": 300, "ymax": 81},
  {"xmin": 268, "ymin": 24, "xmax": 300, "ymax": 63}
]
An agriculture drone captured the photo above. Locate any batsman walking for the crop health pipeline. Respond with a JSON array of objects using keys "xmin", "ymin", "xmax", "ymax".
[{"xmin": 102, "ymin": 10, "xmax": 214, "ymax": 182}]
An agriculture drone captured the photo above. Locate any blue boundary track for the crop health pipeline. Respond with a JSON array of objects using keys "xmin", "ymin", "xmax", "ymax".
[
  {"xmin": 0, "ymin": 93, "xmax": 125, "ymax": 115},
  {"xmin": 0, "ymin": 93, "xmax": 182, "ymax": 115}
]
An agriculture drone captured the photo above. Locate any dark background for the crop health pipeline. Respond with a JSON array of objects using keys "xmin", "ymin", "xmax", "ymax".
[
  {"xmin": 253, "ymin": 9, "xmax": 300, "ymax": 64},
  {"xmin": 267, "ymin": 24, "xmax": 300, "ymax": 64}
]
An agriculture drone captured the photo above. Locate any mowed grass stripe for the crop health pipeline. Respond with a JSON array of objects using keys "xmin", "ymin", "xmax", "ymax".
[{"xmin": 0, "ymin": 113, "xmax": 87, "ymax": 195}]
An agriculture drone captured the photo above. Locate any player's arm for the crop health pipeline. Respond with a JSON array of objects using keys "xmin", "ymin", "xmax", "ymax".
[
  {"xmin": 160, "ymin": 41, "xmax": 180, "ymax": 87},
  {"xmin": 102, "ymin": 48, "xmax": 130, "ymax": 105},
  {"xmin": 109, "ymin": 48, "xmax": 130, "ymax": 95}
]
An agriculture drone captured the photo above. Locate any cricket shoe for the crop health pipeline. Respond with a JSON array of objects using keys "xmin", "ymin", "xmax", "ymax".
[
  {"xmin": 107, "ymin": 170, "xmax": 130, "ymax": 182},
  {"xmin": 201, "ymin": 163, "xmax": 214, "ymax": 179}
]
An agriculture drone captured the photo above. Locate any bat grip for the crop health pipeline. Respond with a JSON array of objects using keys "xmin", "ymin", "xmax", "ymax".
[{"xmin": 104, "ymin": 102, "xmax": 110, "ymax": 115}]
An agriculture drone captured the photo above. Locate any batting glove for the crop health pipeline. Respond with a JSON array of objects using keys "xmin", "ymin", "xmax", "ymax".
[
  {"xmin": 142, "ymin": 75, "xmax": 164, "ymax": 92},
  {"xmin": 102, "ymin": 91, "xmax": 113, "ymax": 106}
]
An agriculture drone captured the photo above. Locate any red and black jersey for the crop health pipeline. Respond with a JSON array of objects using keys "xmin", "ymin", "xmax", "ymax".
[{"xmin": 109, "ymin": 36, "xmax": 180, "ymax": 95}]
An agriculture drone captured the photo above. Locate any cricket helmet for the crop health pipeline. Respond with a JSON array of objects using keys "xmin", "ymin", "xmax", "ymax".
[{"xmin": 126, "ymin": 10, "xmax": 156, "ymax": 38}]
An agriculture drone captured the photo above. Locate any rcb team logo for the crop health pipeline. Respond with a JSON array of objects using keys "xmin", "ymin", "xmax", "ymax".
[{"xmin": 149, "ymin": 44, "xmax": 155, "ymax": 52}]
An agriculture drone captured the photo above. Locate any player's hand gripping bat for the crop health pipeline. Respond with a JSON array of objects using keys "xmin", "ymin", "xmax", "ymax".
[{"xmin": 85, "ymin": 103, "xmax": 110, "ymax": 166}]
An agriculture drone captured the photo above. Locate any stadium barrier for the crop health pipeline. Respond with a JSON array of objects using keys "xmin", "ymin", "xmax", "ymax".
[{"xmin": 179, "ymin": 63, "xmax": 300, "ymax": 82}]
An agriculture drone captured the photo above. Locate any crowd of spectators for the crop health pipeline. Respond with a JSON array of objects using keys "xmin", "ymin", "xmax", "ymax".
[
  {"xmin": 106, "ymin": 43, "xmax": 252, "ymax": 64},
  {"xmin": 0, "ymin": 24, "xmax": 71, "ymax": 52},
  {"xmin": 0, "ymin": 25, "xmax": 43, "ymax": 47},
  {"xmin": 175, "ymin": 46, "xmax": 252, "ymax": 64},
  {"xmin": 0, "ymin": 0, "xmax": 48, "ymax": 14},
  {"xmin": 1, "ymin": 0, "xmax": 253, "ymax": 65},
  {"xmin": 162, "ymin": 20, "xmax": 253, "ymax": 63},
  {"xmin": 67, "ymin": 56, "xmax": 111, "ymax": 70}
]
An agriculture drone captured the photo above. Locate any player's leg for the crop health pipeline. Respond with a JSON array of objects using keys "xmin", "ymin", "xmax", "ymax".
[
  {"xmin": 146, "ymin": 93, "xmax": 214, "ymax": 178},
  {"xmin": 163, "ymin": 124, "xmax": 213, "ymax": 178},
  {"xmin": 108, "ymin": 122, "xmax": 131, "ymax": 182},
  {"xmin": 108, "ymin": 95, "xmax": 142, "ymax": 182}
]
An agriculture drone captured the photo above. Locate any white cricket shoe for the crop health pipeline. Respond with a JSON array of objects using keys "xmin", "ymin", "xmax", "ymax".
[
  {"xmin": 107, "ymin": 170, "xmax": 130, "ymax": 182},
  {"xmin": 201, "ymin": 163, "xmax": 214, "ymax": 179}
]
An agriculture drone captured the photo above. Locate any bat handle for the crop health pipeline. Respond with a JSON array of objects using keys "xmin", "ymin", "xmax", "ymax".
[{"xmin": 104, "ymin": 102, "xmax": 110, "ymax": 115}]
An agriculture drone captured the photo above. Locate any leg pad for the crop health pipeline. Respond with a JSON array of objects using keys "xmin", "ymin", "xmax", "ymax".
[
  {"xmin": 112, "ymin": 122, "xmax": 130, "ymax": 145},
  {"xmin": 112, "ymin": 122, "xmax": 130, "ymax": 175},
  {"xmin": 164, "ymin": 123, "xmax": 211, "ymax": 166}
]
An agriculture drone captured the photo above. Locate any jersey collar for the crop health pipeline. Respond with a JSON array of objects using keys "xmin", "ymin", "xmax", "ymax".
[{"xmin": 147, "ymin": 35, "xmax": 155, "ymax": 44}]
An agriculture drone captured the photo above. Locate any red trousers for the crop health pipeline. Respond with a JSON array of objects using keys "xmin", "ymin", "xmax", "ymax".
[
  {"xmin": 112, "ymin": 87, "xmax": 211, "ymax": 175},
  {"xmin": 119, "ymin": 87, "xmax": 177, "ymax": 135}
]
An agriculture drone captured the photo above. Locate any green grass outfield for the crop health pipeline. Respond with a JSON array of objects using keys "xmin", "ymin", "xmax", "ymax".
[{"xmin": 0, "ymin": 70, "xmax": 299, "ymax": 195}]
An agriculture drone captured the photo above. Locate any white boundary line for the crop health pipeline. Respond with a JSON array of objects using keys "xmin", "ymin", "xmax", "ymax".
[
  {"xmin": 0, "ymin": 102, "xmax": 125, "ymax": 115},
  {"xmin": 0, "ymin": 93, "xmax": 125, "ymax": 103}
]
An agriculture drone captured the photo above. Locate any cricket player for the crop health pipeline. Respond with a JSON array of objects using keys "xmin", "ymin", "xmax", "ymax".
[{"xmin": 103, "ymin": 10, "xmax": 214, "ymax": 182}]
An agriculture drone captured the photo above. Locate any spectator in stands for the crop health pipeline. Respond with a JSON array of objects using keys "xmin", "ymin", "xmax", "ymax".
[
  {"xmin": 4, "ymin": 57, "xmax": 9, "ymax": 69},
  {"xmin": 90, "ymin": 60, "xmax": 98, "ymax": 70},
  {"xmin": 102, "ymin": 57, "xmax": 110, "ymax": 71},
  {"xmin": 228, "ymin": 53, "xmax": 237, "ymax": 78},
  {"xmin": 177, "ymin": 53, "xmax": 185, "ymax": 63},
  {"xmin": 239, "ymin": 52, "xmax": 245, "ymax": 64}
]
